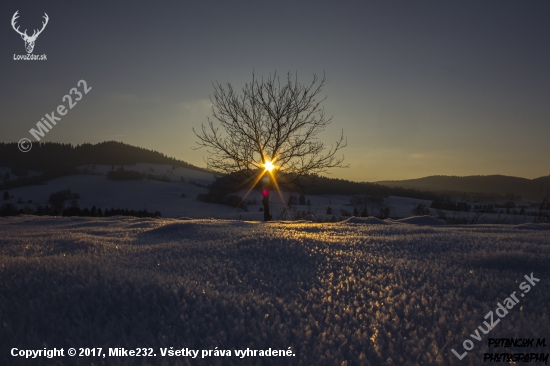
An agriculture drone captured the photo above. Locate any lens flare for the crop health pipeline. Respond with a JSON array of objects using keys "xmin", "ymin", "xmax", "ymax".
[{"xmin": 264, "ymin": 160, "xmax": 274, "ymax": 172}]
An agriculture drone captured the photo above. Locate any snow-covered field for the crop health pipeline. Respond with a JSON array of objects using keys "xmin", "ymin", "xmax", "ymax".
[
  {"xmin": 2, "ymin": 164, "xmax": 230, "ymax": 219},
  {"xmin": 1, "ymin": 216, "xmax": 549, "ymax": 365},
  {"xmin": 2, "ymin": 163, "xmax": 539, "ymax": 224}
]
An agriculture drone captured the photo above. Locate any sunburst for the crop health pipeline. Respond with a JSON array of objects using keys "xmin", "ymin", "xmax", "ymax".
[
  {"xmin": 264, "ymin": 160, "xmax": 274, "ymax": 172},
  {"xmin": 236, "ymin": 156, "xmax": 286, "ymax": 217}
]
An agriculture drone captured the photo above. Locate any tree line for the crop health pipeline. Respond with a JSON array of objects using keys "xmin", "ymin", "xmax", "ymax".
[
  {"xmin": 0, "ymin": 141, "xmax": 208, "ymax": 190},
  {"xmin": 0, "ymin": 203, "xmax": 161, "ymax": 218}
]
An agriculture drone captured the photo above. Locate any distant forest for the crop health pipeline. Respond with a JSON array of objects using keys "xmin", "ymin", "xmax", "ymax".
[
  {"xmin": 376, "ymin": 175, "xmax": 550, "ymax": 201},
  {"xmin": 0, "ymin": 141, "xmax": 209, "ymax": 190},
  {"xmin": 203, "ymin": 172, "xmax": 443, "ymax": 203},
  {"xmin": 301, "ymin": 176, "xmax": 442, "ymax": 201}
]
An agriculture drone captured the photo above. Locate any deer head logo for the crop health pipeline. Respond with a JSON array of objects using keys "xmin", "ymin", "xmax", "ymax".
[{"xmin": 11, "ymin": 11, "xmax": 49, "ymax": 54}]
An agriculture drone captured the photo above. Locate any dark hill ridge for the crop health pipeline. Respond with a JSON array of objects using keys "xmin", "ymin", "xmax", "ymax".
[
  {"xmin": 376, "ymin": 174, "xmax": 550, "ymax": 201},
  {"xmin": 205, "ymin": 171, "xmax": 443, "ymax": 203},
  {"xmin": 0, "ymin": 141, "xmax": 210, "ymax": 190},
  {"xmin": 0, "ymin": 141, "xmax": 208, "ymax": 172}
]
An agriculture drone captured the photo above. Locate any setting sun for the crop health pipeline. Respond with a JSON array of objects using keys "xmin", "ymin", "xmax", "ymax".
[{"xmin": 264, "ymin": 160, "xmax": 274, "ymax": 172}]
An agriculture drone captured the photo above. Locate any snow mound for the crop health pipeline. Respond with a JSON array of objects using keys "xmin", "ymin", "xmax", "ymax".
[
  {"xmin": 512, "ymin": 223, "xmax": 550, "ymax": 230},
  {"xmin": 125, "ymin": 220, "xmax": 159, "ymax": 229},
  {"xmin": 395, "ymin": 216, "xmax": 446, "ymax": 226},
  {"xmin": 302, "ymin": 214, "xmax": 316, "ymax": 222},
  {"xmin": 139, "ymin": 219, "xmax": 256, "ymax": 241},
  {"xmin": 341, "ymin": 216, "xmax": 389, "ymax": 225},
  {"xmin": 141, "ymin": 221, "xmax": 204, "ymax": 237}
]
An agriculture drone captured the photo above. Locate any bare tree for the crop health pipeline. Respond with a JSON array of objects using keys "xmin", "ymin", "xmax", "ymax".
[{"xmin": 193, "ymin": 71, "xmax": 347, "ymax": 221}]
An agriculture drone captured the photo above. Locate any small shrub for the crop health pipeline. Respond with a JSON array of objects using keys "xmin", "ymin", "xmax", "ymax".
[
  {"xmin": 0, "ymin": 203, "xmax": 18, "ymax": 216},
  {"xmin": 378, "ymin": 206, "xmax": 391, "ymax": 219},
  {"xmin": 48, "ymin": 190, "xmax": 81, "ymax": 210},
  {"xmin": 412, "ymin": 203, "xmax": 430, "ymax": 216},
  {"xmin": 340, "ymin": 209, "xmax": 351, "ymax": 217}
]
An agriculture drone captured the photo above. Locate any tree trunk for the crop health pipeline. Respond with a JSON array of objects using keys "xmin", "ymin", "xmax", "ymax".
[{"xmin": 262, "ymin": 190, "xmax": 272, "ymax": 221}]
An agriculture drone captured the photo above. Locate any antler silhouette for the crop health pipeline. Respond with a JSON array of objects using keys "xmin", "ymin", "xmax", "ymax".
[
  {"xmin": 11, "ymin": 10, "xmax": 27, "ymax": 38},
  {"xmin": 31, "ymin": 13, "xmax": 49, "ymax": 39},
  {"xmin": 11, "ymin": 11, "xmax": 49, "ymax": 41}
]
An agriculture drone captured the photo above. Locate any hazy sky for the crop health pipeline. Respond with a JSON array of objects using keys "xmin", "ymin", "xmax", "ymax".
[{"xmin": 1, "ymin": 0, "xmax": 549, "ymax": 182}]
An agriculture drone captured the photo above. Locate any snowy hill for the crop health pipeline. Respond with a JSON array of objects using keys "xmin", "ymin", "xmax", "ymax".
[{"xmin": 1, "ymin": 164, "xmax": 234, "ymax": 219}]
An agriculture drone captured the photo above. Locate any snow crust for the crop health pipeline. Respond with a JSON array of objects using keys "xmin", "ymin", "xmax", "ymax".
[
  {"xmin": 1, "ymin": 216, "xmax": 548, "ymax": 365},
  {"xmin": 512, "ymin": 223, "xmax": 550, "ymax": 230}
]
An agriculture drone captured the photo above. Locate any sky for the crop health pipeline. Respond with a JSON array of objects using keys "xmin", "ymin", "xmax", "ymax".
[{"xmin": 1, "ymin": 0, "xmax": 549, "ymax": 182}]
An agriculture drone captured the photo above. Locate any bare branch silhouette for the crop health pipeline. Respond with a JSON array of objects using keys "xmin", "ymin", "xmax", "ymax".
[{"xmin": 193, "ymin": 71, "xmax": 347, "ymax": 220}]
